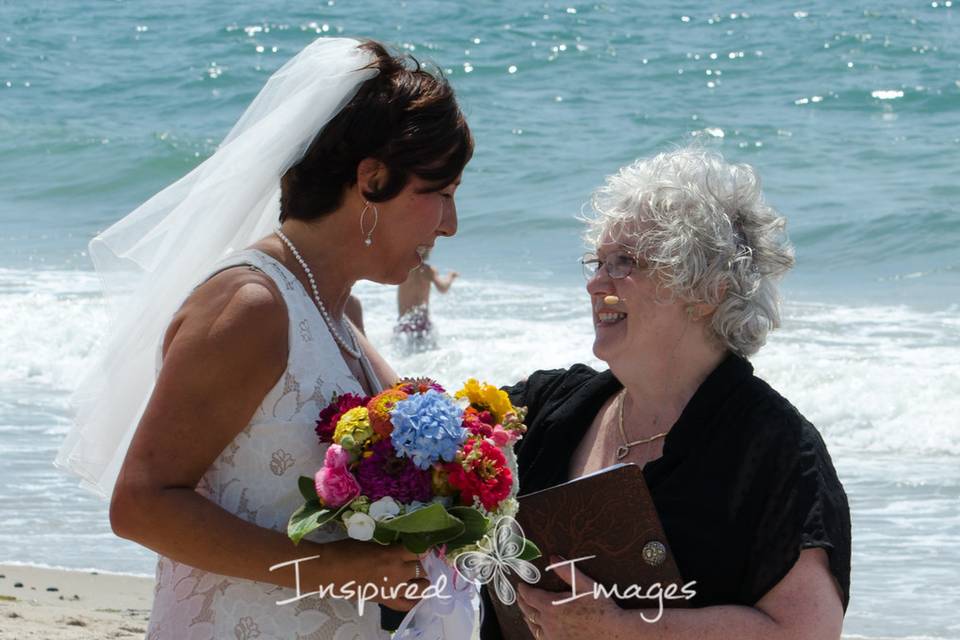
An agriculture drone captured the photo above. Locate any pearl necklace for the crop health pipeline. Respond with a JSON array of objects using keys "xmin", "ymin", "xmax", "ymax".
[
  {"xmin": 275, "ymin": 229, "xmax": 361, "ymax": 360},
  {"xmin": 616, "ymin": 389, "xmax": 668, "ymax": 461}
]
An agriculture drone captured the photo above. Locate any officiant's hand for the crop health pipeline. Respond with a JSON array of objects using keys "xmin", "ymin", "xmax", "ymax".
[{"xmin": 516, "ymin": 556, "xmax": 629, "ymax": 640}]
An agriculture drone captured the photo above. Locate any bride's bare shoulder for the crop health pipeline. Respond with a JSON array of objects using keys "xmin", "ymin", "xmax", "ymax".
[{"xmin": 162, "ymin": 266, "xmax": 288, "ymax": 361}]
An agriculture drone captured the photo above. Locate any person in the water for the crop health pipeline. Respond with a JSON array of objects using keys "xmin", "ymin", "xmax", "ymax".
[{"xmin": 394, "ymin": 248, "xmax": 458, "ymax": 350}]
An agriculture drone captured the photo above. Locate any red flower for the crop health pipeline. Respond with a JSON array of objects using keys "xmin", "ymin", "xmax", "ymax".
[
  {"xmin": 445, "ymin": 438, "xmax": 512, "ymax": 512},
  {"xmin": 315, "ymin": 393, "xmax": 369, "ymax": 443},
  {"xmin": 393, "ymin": 377, "xmax": 446, "ymax": 395},
  {"xmin": 463, "ymin": 407, "xmax": 497, "ymax": 438}
]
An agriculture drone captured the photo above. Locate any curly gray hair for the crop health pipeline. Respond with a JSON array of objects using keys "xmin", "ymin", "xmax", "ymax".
[{"xmin": 582, "ymin": 147, "xmax": 795, "ymax": 356}]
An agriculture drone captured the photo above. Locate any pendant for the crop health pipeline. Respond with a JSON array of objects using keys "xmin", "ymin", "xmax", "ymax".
[
  {"xmin": 641, "ymin": 541, "xmax": 667, "ymax": 567},
  {"xmin": 616, "ymin": 445, "xmax": 630, "ymax": 460}
]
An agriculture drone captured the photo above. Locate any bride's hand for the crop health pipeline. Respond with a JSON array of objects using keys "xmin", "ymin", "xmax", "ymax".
[{"xmin": 321, "ymin": 539, "xmax": 429, "ymax": 612}]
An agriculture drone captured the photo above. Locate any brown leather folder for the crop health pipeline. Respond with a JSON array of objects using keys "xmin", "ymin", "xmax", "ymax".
[{"xmin": 491, "ymin": 463, "xmax": 688, "ymax": 639}]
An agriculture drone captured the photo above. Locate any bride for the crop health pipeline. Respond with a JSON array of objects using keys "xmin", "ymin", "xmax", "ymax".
[{"xmin": 56, "ymin": 38, "xmax": 472, "ymax": 639}]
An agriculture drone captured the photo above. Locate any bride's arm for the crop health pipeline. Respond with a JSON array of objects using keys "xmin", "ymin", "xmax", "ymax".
[{"xmin": 109, "ymin": 269, "xmax": 419, "ymax": 606}]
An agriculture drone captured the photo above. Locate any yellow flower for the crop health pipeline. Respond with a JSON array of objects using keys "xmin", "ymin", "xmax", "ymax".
[
  {"xmin": 367, "ymin": 389, "xmax": 408, "ymax": 437},
  {"xmin": 431, "ymin": 465, "xmax": 455, "ymax": 496},
  {"xmin": 454, "ymin": 379, "xmax": 515, "ymax": 424},
  {"xmin": 333, "ymin": 407, "xmax": 374, "ymax": 452}
]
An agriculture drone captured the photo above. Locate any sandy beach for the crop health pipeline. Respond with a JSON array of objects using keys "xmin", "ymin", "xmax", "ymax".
[{"xmin": 0, "ymin": 563, "xmax": 153, "ymax": 639}]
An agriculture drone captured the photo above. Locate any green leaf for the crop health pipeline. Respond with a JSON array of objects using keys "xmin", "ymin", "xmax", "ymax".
[
  {"xmin": 372, "ymin": 523, "xmax": 400, "ymax": 545},
  {"xmin": 399, "ymin": 523, "xmax": 466, "ymax": 554},
  {"xmin": 378, "ymin": 503, "xmax": 462, "ymax": 534},
  {"xmin": 287, "ymin": 500, "xmax": 345, "ymax": 545},
  {"xmin": 444, "ymin": 507, "xmax": 490, "ymax": 549},
  {"xmin": 517, "ymin": 538, "xmax": 542, "ymax": 562},
  {"xmin": 298, "ymin": 475, "xmax": 318, "ymax": 502},
  {"xmin": 373, "ymin": 504, "xmax": 475, "ymax": 553}
]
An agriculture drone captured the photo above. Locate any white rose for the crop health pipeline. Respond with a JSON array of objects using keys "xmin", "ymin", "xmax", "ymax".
[
  {"xmin": 345, "ymin": 512, "xmax": 376, "ymax": 541},
  {"xmin": 369, "ymin": 496, "xmax": 401, "ymax": 522}
]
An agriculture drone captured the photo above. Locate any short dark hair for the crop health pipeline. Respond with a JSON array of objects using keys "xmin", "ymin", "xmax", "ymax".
[{"xmin": 280, "ymin": 40, "xmax": 473, "ymax": 222}]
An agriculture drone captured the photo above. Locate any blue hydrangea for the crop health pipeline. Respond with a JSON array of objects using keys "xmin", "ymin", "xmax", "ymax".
[{"xmin": 389, "ymin": 389, "xmax": 467, "ymax": 470}]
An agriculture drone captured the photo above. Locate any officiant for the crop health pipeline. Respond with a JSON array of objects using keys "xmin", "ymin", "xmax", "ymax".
[{"xmin": 481, "ymin": 148, "xmax": 851, "ymax": 639}]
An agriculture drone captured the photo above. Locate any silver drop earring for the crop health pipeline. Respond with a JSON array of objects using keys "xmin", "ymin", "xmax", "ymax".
[{"xmin": 360, "ymin": 201, "xmax": 379, "ymax": 247}]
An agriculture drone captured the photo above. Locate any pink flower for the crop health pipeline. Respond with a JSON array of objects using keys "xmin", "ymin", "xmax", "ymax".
[
  {"xmin": 324, "ymin": 444, "xmax": 351, "ymax": 468},
  {"xmin": 490, "ymin": 425, "xmax": 511, "ymax": 447},
  {"xmin": 314, "ymin": 444, "xmax": 360, "ymax": 508},
  {"xmin": 463, "ymin": 407, "xmax": 494, "ymax": 438}
]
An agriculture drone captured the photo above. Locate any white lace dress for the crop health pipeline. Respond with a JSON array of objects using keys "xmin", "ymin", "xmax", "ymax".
[{"xmin": 146, "ymin": 249, "xmax": 389, "ymax": 640}]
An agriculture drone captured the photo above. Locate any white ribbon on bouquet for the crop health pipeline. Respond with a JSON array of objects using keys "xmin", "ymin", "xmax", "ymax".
[{"xmin": 394, "ymin": 550, "xmax": 480, "ymax": 639}]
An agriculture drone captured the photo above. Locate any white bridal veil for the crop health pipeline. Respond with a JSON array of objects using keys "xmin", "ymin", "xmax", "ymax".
[{"xmin": 56, "ymin": 38, "xmax": 378, "ymax": 498}]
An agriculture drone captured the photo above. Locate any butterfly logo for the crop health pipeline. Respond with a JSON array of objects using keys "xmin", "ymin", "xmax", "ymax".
[{"xmin": 453, "ymin": 516, "xmax": 541, "ymax": 605}]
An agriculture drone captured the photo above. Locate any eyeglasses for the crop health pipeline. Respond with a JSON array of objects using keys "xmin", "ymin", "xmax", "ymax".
[{"xmin": 580, "ymin": 252, "xmax": 647, "ymax": 280}]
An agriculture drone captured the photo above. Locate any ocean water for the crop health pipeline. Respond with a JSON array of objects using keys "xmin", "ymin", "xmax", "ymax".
[{"xmin": 1, "ymin": 1, "xmax": 958, "ymax": 638}]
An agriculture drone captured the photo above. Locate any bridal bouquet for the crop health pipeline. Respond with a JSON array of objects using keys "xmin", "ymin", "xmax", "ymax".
[
  {"xmin": 287, "ymin": 376, "xmax": 538, "ymax": 562},
  {"xmin": 286, "ymin": 378, "xmax": 539, "ymax": 637}
]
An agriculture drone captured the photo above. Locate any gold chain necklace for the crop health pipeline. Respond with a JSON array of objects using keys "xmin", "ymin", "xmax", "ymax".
[{"xmin": 616, "ymin": 389, "xmax": 669, "ymax": 461}]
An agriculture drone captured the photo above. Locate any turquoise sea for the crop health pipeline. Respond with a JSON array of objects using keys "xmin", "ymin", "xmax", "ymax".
[{"xmin": 1, "ymin": 1, "xmax": 958, "ymax": 638}]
